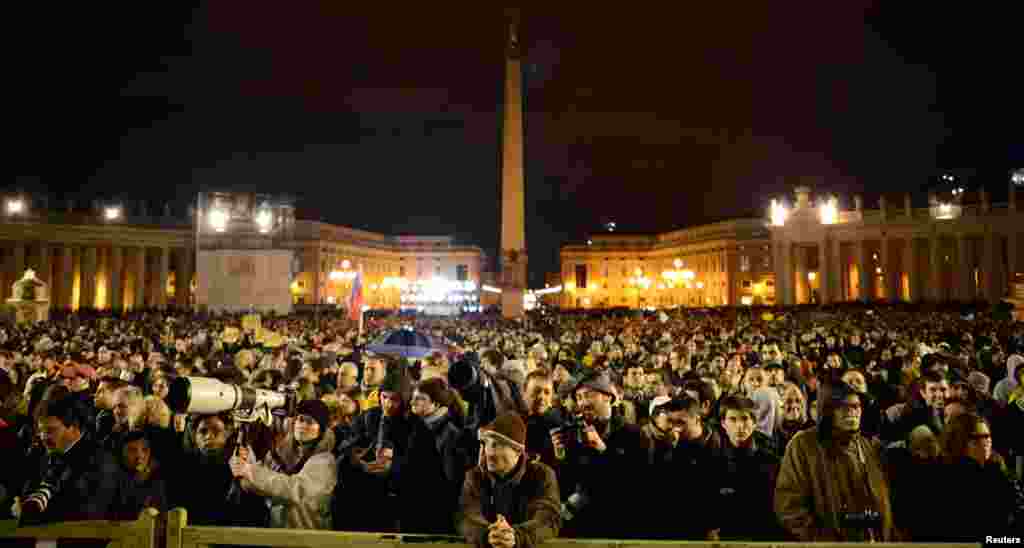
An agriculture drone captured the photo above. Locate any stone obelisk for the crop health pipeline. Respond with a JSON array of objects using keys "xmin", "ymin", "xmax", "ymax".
[{"xmin": 500, "ymin": 12, "xmax": 527, "ymax": 319}]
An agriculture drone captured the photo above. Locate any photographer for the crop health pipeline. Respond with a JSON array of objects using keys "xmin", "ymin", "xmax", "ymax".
[
  {"xmin": 551, "ymin": 373, "xmax": 651, "ymax": 539},
  {"xmin": 231, "ymin": 399, "xmax": 337, "ymax": 530},
  {"xmin": 775, "ymin": 377, "xmax": 894, "ymax": 541},
  {"xmin": 165, "ymin": 412, "xmax": 269, "ymax": 528},
  {"xmin": 449, "ymin": 351, "xmax": 527, "ymax": 432},
  {"xmin": 14, "ymin": 393, "xmax": 120, "ymax": 525}
]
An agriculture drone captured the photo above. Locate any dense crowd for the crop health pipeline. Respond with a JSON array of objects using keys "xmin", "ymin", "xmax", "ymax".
[{"xmin": 0, "ymin": 304, "xmax": 1021, "ymax": 544}]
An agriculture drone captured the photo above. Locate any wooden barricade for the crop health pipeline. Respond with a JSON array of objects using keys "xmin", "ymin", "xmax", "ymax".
[
  {"xmin": 0, "ymin": 508, "xmax": 159, "ymax": 548},
  {"xmin": 164, "ymin": 508, "xmax": 982, "ymax": 548}
]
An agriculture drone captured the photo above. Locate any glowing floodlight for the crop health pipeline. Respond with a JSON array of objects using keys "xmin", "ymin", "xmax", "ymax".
[
  {"xmin": 770, "ymin": 199, "xmax": 789, "ymax": 226},
  {"xmin": 208, "ymin": 208, "xmax": 229, "ymax": 232}
]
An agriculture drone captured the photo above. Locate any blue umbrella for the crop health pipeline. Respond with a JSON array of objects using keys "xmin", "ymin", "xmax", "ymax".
[{"xmin": 366, "ymin": 329, "xmax": 441, "ymax": 359}]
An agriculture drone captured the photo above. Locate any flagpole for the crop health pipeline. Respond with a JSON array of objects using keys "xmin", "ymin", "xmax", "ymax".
[{"xmin": 358, "ymin": 264, "xmax": 365, "ymax": 336}]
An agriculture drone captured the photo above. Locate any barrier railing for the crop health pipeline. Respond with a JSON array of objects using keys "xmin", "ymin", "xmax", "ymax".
[
  {"xmin": 0, "ymin": 508, "xmax": 159, "ymax": 548},
  {"xmin": 165, "ymin": 509, "xmax": 982, "ymax": 548}
]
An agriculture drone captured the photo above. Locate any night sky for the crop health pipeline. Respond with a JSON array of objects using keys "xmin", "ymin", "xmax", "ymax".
[{"xmin": 8, "ymin": 4, "xmax": 1021, "ymax": 287}]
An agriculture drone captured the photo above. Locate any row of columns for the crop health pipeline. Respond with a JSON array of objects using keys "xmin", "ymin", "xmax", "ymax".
[
  {"xmin": 1, "ymin": 243, "xmax": 194, "ymax": 312},
  {"xmin": 775, "ymin": 230, "xmax": 1020, "ymax": 304}
]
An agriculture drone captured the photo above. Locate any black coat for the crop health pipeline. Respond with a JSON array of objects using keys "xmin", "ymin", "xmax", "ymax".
[
  {"xmin": 911, "ymin": 457, "xmax": 1017, "ymax": 541},
  {"xmin": 164, "ymin": 431, "xmax": 268, "ymax": 528},
  {"xmin": 707, "ymin": 435, "xmax": 783, "ymax": 540},
  {"xmin": 558, "ymin": 415, "xmax": 652, "ymax": 539},
  {"xmin": 19, "ymin": 434, "xmax": 121, "ymax": 525},
  {"xmin": 393, "ymin": 413, "xmax": 473, "ymax": 535}
]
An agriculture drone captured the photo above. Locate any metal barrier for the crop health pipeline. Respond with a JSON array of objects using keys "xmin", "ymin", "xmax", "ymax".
[
  {"xmin": 164, "ymin": 508, "xmax": 982, "ymax": 548},
  {"xmin": 0, "ymin": 508, "xmax": 159, "ymax": 548}
]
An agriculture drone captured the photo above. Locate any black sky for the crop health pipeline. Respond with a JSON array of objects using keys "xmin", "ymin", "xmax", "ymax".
[{"xmin": 8, "ymin": 3, "xmax": 1022, "ymax": 286}]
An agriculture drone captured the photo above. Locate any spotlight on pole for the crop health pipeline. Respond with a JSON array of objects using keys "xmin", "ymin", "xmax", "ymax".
[
  {"xmin": 6, "ymin": 199, "xmax": 25, "ymax": 215},
  {"xmin": 208, "ymin": 208, "xmax": 229, "ymax": 232}
]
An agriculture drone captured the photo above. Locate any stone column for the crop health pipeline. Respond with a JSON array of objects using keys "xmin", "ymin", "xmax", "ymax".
[
  {"xmin": 155, "ymin": 247, "xmax": 169, "ymax": 309},
  {"xmin": 905, "ymin": 237, "xmax": 917, "ymax": 302},
  {"xmin": 35, "ymin": 244, "xmax": 52, "ymax": 292},
  {"xmin": 956, "ymin": 234, "xmax": 970, "ymax": 301},
  {"xmin": 81, "ymin": 246, "xmax": 98, "ymax": 310},
  {"xmin": 780, "ymin": 240, "xmax": 793, "ymax": 305},
  {"xmin": 794, "ymin": 244, "xmax": 807, "ymax": 304},
  {"xmin": 818, "ymin": 238, "xmax": 829, "ymax": 304},
  {"xmin": 134, "ymin": 247, "xmax": 147, "ymax": 310},
  {"xmin": 929, "ymin": 234, "xmax": 943, "ymax": 301},
  {"xmin": 831, "ymin": 238, "xmax": 843, "ymax": 301},
  {"xmin": 109, "ymin": 247, "xmax": 123, "ymax": 313},
  {"xmin": 12, "ymin": 243, "xmax": 25, "ymax": 284},
  {"xmin": 175, "ymin": 248, "xmax": 194, "ymax": 308},
  {"xmin": 61, "ymin": 246, "xmax": 75, "ymax": 310},
  {"xmin": 1009, "ymin": 232, "xmax": 1019, "ymax": 287},
  {"xmin": 983, "ymin": 228, "xmax": 997, "ymax": 302},
  {"xmin": 882, "ymin": 235, "xmax": 897, "ymax": 301},
  {"xmin": 857, "ymin": 239, "xmax": 870, "ymax": 302}
]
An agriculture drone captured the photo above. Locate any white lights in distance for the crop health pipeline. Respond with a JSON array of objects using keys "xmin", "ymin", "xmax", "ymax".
[
  {"xmin": 818, "ymin": 197, "xmax": 838, "ymax": 225},
  {"xmin": 104, "ymin": 206, "xmax": 122, "ymax": 221},
  {"xmin": 770, "ymin": 199, "xmax": 789, "ymax": 227},
  {"xmin": 5, "ymin": 199, "xmax": 25, "ymax": 215},
  {"xmin": 208, "ymin": 208, "xmax": 229, "ymax": 232},
  {"xmin": 951, "ymin": 187, "xmax": 965, "ymax": 197},
  {"xmin": 256, "ymin": 209, "xmax": 273, "ymax": 233},
  {"xmin": 1013, "ymin": 170, "xmax": 1024, "ymax": 186}
]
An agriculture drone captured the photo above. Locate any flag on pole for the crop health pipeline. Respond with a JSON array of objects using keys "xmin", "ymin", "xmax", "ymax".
[{"xmin": 348, "ymin": 268, "xmax": 364, "ymax": 322}]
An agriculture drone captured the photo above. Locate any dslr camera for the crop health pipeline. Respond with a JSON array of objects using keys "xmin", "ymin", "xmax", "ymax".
[{"xmin": 840, "ymin": 509, "xmax": 882, "ymax": 530}]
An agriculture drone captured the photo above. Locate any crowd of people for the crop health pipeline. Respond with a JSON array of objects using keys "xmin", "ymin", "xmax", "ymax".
[{"xmin": 0, "ymin": 303, "xmax": 1021, "ymax": 544}]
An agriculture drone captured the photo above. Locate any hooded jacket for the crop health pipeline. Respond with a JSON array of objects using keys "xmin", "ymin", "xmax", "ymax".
[
  {"xmin": 241, "ymin": 428, "xmax": 337, "ymax": 530},
  {"xmin": 460, "ymin": 456, "xmax": 561, "ymax": 548},
  {"xmin": 774, "ymin": 381, "xmax": 895, "ymax": 541}
]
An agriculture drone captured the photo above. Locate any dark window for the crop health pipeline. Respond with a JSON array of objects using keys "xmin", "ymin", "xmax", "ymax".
[
  {"xmin": 456, "ymin": 264, "xmax": 469, "ymax": 281},
  {"xmin": 575, "ymin": 264, "xmax": 588, "ymax": 289}
]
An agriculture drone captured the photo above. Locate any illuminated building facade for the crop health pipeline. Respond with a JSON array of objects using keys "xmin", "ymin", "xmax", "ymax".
[
  {"xmin": 561, "ymin": 173, "xmax": 1023, "ymax": 308},
  {"xmin": 0, "ymin": 193, "xmax": 483, "ymax": 312}
]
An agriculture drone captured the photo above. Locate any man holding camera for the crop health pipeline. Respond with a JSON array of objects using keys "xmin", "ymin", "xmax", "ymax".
[
  {"xmin": 14, "ymin": 393, "xmax": 120, "ymax": 525},
  {"xmin": 775, "ymin": 377, "xmax": 894, "ymax": 541},
  {"xmin": 550, "ymin": 372, "xmax": 651, "ymax": 539}
]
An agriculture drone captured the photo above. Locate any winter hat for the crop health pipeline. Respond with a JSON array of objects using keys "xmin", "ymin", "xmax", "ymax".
[
  {"xmin": 501, "ymin": 360, "xmax": 527, "ymax": 385},
  {"xmin": 574, "ymin": 372, "xmax": 617, "ymax": 403},
  {"xmin": 296, "ymin": 399, "xmax": 330, "ymax": 434},
  {"xmin": 967, "ymin": 371, "xmax": 990, "ymax": 395},
  {"xmin": 416, "ymin": 377, "xmax": 451, "ymax": 407},
  {"xmin": 649, "ymin": 395, "xmax": 672, "ymax": 416},
  {"xmin": 479, "ymin": 412, "xmax": 527, "ymax": 451}
]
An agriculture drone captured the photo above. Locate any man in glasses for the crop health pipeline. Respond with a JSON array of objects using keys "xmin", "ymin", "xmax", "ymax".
[{"xmin": 775, "ymin": 378, "xmax": 895, "ymax": 541}]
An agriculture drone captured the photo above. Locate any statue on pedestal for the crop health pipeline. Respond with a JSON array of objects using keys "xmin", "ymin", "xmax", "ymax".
[{"xmin": 6, "ymin": 269, "xmax": 50, "ymax": 324}]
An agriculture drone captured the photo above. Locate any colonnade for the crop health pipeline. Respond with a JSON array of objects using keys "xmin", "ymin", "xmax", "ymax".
[
  {"xmin": 0, "ymin": 242, "xmax": 194, "ymax": 311},
  {"xmin": 774, "ymin": 229, "xmax": 1022, "ymax": 305}
]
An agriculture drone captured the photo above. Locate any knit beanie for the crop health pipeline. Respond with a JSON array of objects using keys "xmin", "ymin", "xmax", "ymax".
[
  {"xmin": 574, "ymin": 372, "xmax": 617, "ymax": 403},
  {"xmin": 479, "ymin": 412, "xmax": 527, "ymax": 451},
  {"xmin": 416, "ymin": 377, "xmax": 451, "ymax": 407},
  {"xmin": 967, "ymin": 371, "xmax": 990, "ymax": 395},
  {"xmin": 296, "ymin": 399, "xmax": 330, "ymax": 434}
]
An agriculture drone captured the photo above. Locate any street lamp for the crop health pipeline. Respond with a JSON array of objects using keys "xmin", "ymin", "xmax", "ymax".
[
  {"xmin": 818, "ymin": 196, "xmax": 838, "ymax": 225},
  {"xmin": 208, "ymin": 208, "xmax": 229, "ymax": 232},
  {"xmin": 770, "ymin": 199, "xmax": 789, "ymax": 226},
  {"xmin": 104, "ymin": 206, "xmax": 122, "ymax": 221},
  {"xmin": 255, "ymin": 208, "xmax": 273, "ymax": 233},
  {"xmin": 5, "ymin": 199, "xmax": 25, "ymax": 215}
]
